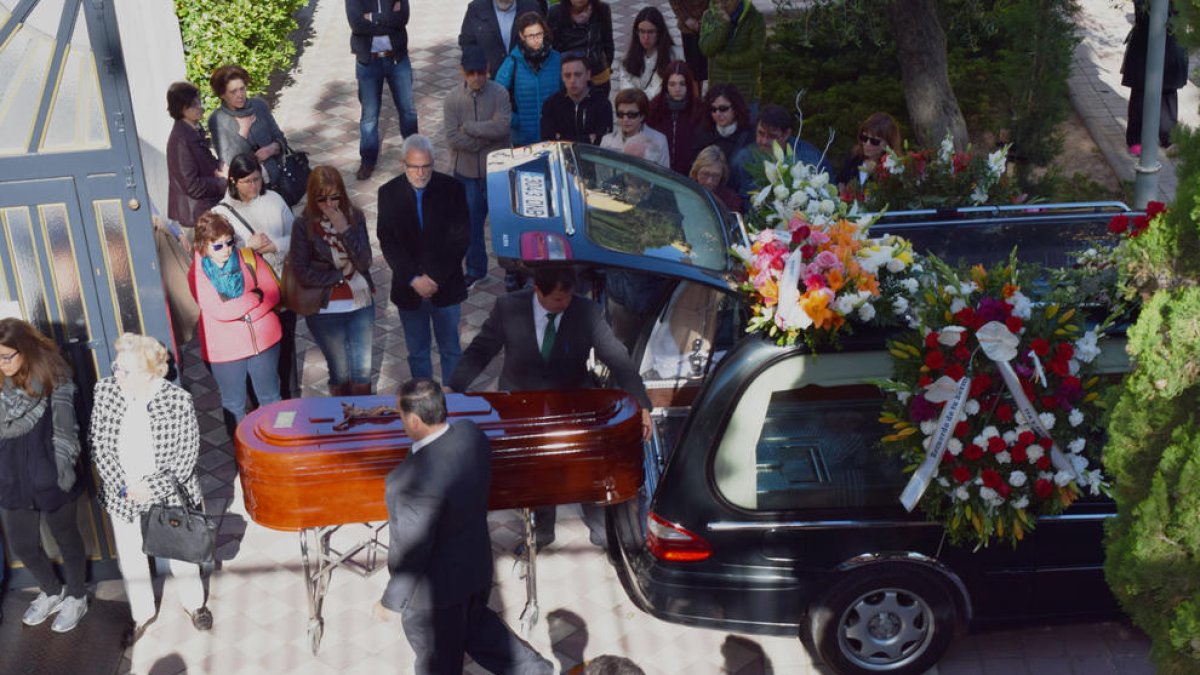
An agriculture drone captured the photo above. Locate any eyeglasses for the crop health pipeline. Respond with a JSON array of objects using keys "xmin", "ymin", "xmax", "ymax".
[
  {"xmin": 523, "ymin": 31, "xmax": 545, "ymax": 40},
  {"xmin": 316, "ymin": 195, "xmax": 341, "ymax": 203},
  {"xmin": 859, "ymin": 133, "xmax": 884, "ymax": 146},
  {"xmin": 406, "ymin": 163, "xmax": 433, "ymax": 172},
  {"xmin": 710, "ymin": 104, "xmax": 732, "ymax": 113},
  {"xmin": 209, "ymin": 238, "xmax": 236, "ymax": 251},
  {"xmin": 237, "ymin": 175, "xmax": 263, "ymax": 185},
  {"xmin": 0, "ymin": 351, "xmax": 19, "ymax": 364},
  {"xmin": 615, "ymin": 111, "xmax": 642, "ymax": 119}
]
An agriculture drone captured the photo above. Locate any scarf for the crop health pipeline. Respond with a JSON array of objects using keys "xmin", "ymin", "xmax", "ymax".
[
  {"xmin": 201, "ymin": 253, "xmax": 245, "ymax": 301},
  {"xmin": 667, "ymin": 97, "xmax": 688, "ymax": 113},
  {"xmin": 219, "ymin": 100, "xmax": 255, "ymax": 118},
  {"xmin": 521, "ymin": 41, "xmax": 551, "ymax": 72},
  {"xmin": 717, "ymin": 122, "xmax": 739, "ymax": 138}
]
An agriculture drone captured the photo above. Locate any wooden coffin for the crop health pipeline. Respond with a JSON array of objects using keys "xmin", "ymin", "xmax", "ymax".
[{"xmin": 235, "ymin": 390, "xmax": 644, "ymax": 531}]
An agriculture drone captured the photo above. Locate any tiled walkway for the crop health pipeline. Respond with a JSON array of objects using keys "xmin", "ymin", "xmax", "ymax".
[{"xmin": 89, "ymin": 0, "xmax": 1162, "ymax": 674}]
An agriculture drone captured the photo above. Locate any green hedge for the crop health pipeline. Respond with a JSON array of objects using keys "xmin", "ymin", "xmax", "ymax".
[{"xmin": 175, "ymin": 0, "xmax": 308, "ymax": 111}]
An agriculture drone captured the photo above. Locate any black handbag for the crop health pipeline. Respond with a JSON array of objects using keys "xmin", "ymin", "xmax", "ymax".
[
  {"xmin": 140, "ymin": 474, "xmax": 217, "ymax": 565},
  {"xmin": 274, "ymin": 140, "xmax": 311, "ymax": 207}
]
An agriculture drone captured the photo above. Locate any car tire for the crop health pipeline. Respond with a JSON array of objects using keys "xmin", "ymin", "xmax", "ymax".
[{"xmin": 808, "ymin": 566, "xmax": 958, "ymax": 675}]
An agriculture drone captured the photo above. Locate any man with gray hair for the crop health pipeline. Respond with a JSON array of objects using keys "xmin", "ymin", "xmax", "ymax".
[{"xmin": 378, "ymin": 135, "xmax": 471, "ymax": 381}]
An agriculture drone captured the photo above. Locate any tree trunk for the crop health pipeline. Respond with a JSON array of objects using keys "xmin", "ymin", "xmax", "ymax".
[{"xmin": 887, "ymin": 0, "xmax": 969, "ymax": 148}]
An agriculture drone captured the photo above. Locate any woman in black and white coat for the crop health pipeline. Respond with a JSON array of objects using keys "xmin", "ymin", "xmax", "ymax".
[{"xmin": 90, "ymin": 333, "xmax": 212, "ymax": 643}]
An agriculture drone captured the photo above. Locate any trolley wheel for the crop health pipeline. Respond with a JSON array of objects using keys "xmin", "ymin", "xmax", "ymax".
[{"xmin": 308, "ymin": 618, "xmax": 325, "ymax": 655}]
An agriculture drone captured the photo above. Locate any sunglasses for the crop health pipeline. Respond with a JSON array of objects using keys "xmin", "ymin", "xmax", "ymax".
[
  {"xmin": 859, "ymin": 133, "xmax": 884, "ymax": 146},
  {"xmin": 316, "ymin": 195, "xmax": 341, "ymax": 203},
  {"xmin": 209, "ymin": 238, "xmax": 236, "ymax": 251},
  {"xmin": 710, "ymin": 104, "xmax": 732, "ymax": 113},
  {"xmin": 615, "ymin": 111, "xmax": 642, "ymax": 119}
]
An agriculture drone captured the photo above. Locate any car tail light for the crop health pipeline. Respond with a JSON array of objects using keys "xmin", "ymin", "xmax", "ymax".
[
  {"xmin": 520, "ymin": 232, "xmax": 573, "ymax": 261},
  {"xmin": 646, "ymin": 512, "xmax": 712, "ymax": 562}
]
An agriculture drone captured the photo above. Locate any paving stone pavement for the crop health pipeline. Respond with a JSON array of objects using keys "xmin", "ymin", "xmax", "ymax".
[{"xmin": 102, "ymin": 1, "xmax": 1156, "ymax": 674}]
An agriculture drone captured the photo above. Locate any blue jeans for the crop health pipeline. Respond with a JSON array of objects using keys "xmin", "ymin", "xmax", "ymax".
[
  {"xmin": 456, "ymin": 174, "xmax": 489, "ymax": 279},
  {"xmin": 210, "ymin": 344, "xmax": 281, "ymax": 424},
  {"xmin": 306, "ymin": 304, "xmax": 375, "ymax": 386},
  {"xmin": 355, "ymin": 55, "xmax": 419, "ymax": 166},
  {"xmin": 398, "ymin": 300, "xmax": 462, "ymax": 382}
]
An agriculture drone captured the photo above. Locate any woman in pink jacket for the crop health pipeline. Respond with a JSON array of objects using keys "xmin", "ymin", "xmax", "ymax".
[{"xmin": 188, "ymin": 211, "xmax": 281, "ymax": 425}]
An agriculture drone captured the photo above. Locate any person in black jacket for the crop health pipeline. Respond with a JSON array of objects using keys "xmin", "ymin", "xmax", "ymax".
[
  {"xmin": 547, "ymin": 0, "xmax": 615, "ymax": 97},
  {"xmin": 377, "ymin": 135, "xmax": 471, "ymax": 382},
  {"xmin": 1121, "ymin": 0, "xmax": 1189, "ymax": 153},
  {"xmin": 376, "ymin": 379, "xmax": 554, "ymax": 674},
  {"xmin": 458, "ymin": 0, "xmax": 545, "ymax": 78},
  {"xmin": 346, "ymin": 0, "xmax": 419, "ymax": 181},
  {"xmin": 165, "ymin": 82, "xmax": 225, "ymax": 231},
  {"xmin": 540, "ymin": 52, "xmax": 613, "ymax": 144}
]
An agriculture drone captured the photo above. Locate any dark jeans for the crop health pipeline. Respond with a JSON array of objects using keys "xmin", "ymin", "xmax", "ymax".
[
  {"xmin": 681, "ymin": 32, "xmax": 708, "ymax": 82},
  {"xmin": 306, "ymin": 303, "xmax": 375, "ymax": 386},
  {"xmin": 455, "ymin": 173, "xmax": 489, "ymax": 279},
  {"xmin": 355, "ymin": 54, "xmax": 419, "ymax": 166},
  {"xmin": 210, "ymin": 343, "xmax": 281, "ymax": 425},
  {"xmin": 1, "ymin": 502, "xmax": 86, "ymax": 598},
  {"xmin": 397, "ymin": 300, "xmax": 462, "ymax": 382},
  {"xmin": 1127, "ymin": 86, "xmax": 1179, "ymax": 148},
  {"xmin": 400, "ymin": 587, "xmax": 554, "ymax": 675},
  {"xmin": 277, "ymin": 310, "xmax": 301, "ymax": 398}
]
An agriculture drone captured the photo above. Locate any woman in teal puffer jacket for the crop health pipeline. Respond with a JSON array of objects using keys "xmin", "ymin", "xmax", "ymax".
[{"xmin": 496, "ymin": 12, "xmax": 563, "ymax": 146}]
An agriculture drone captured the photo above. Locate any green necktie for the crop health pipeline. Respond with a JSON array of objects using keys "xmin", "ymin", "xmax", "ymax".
[{"xmin": 541, "ymin": 313, "xmax": 557, "ymax": 362}]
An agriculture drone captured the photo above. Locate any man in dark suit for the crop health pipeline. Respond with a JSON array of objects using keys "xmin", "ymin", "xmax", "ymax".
[
  {"xmin": 458, "ymin": 0, "xmax": 545, "ymax": 78},
  {"xmin": 376, "ymin": 379, "xmax": 554, "ymax": 674},
  {"xmin": 448, "ymin": 267, "xmax": 652, "ymax": 549},
  {"xmin": 378, "ymin": 134, "xmax": 471, "ymax": 382}
]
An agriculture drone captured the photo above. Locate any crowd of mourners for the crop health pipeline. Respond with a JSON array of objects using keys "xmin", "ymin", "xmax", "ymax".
[{"xmin": 0, "ymin": 0, "xmax": 906, "ymax": 669}]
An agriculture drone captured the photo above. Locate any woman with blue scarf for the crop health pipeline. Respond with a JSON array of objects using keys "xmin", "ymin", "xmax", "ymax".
[{"xmin": 188, "ymin": 211, "xmax": 282, "ymax": 428}]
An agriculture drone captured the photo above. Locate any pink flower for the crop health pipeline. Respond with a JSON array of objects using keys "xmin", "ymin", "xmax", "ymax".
[
  {"xmin": 804, "ymin": 274, "xmax": 826, "ymax": 291},
  {"xmin": 814, "ymin": 250, "xmax": 840, "ymax": 270},
  {"xmin": 809, "ymin": 230, "xmax": 831, "ymax": 246}
]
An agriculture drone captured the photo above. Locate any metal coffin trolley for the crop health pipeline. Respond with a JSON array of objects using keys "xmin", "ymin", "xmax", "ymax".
[{"xmin": 234, "ymin": 390, "xmax": 644, "ymax": 654}]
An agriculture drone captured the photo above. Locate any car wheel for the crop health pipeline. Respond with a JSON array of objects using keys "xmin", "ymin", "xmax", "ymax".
[{"xmin": 809, "ymin": 567, "xmax": 958, "ymax": 675}]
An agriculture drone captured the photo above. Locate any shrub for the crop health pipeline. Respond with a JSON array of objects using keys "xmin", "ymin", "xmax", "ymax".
[{"xmin": 175, "ymin": 0, "xmax": 308, "ymax": 110}]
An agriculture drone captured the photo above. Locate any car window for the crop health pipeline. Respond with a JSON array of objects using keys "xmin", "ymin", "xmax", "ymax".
[
  {"xmin": 573, "ymin": 145, "xmax": 726, "ymax": 271},
  {"xmin": 640, "ymin": 282, "xmax": 732, "ymax": 381},
  {"xmin": 712, "ymin": 352, "xmax": 908, "ymax": 511}
]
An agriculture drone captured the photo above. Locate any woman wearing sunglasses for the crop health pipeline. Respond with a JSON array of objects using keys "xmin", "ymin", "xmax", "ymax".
[
  {"xmin": 837, "ymin": 112, "xmax": 902, "ymax": 199},
  {"xmin": 693, "ymin": 83, "xmax": 753, "ymax": 167},
  {"xmin": 188, "ymin": 211, "xmax": 282, "ymax": 428},
  {"xmin": 286, "ymin": 166, "xmax": 376, "ymax": 396}
]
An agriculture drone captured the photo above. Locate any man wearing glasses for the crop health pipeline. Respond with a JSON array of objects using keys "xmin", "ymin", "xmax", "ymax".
[
  {"xmin": 377, "ymin": 135, "xmax": 471, "ymax": 382},
  {"xmin": 599, "ymin": 88, "xmax": 669, "ymax": 168}
]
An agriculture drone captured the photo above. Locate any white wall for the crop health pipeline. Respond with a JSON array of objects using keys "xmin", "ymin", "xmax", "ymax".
[{"xmin": 113, "ymin": 0, "xmax": 187, "ymax": 221}]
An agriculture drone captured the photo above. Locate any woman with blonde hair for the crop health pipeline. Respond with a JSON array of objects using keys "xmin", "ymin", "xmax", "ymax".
[
  {"xmin": 91, "ymin": 333, "xmax": 211, "ymax": 642},
  {"xmin": 0, "ymin": 318, "xmax": 86, "ymax": 632},
  {"xmin": 690, "ymin": 144, "xmax": 742, "ymax": 212},
  {"xmin": 287, "ymin": 166, "xmax": 376, "ymax": 395}
]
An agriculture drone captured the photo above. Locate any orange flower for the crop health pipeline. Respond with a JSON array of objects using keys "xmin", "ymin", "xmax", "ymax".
[
  {"xmin": 826, "ymin": 268, "xmax": 846, "ymax": 292},
  {"xmin": 1002, "ymin": 283, "xmax": 1019, "ymax": 299},
  {"xmin": 970, "ymin": 264, "xmax": 987, "ymax": 285},
  {"xmin": 800, "ymin": 290, "xmax": 837, "ymax": 329},
  {"xmin": 859, "ymin": 272, "xmax": 881, "ymax": 296},
  {"xmin": 759, "ymin": 278, "xmax": 779, "ymax": 306}
]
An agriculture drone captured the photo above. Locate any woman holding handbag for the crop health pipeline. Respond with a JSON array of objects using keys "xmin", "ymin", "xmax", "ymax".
[
  {"xmin": 188, "ymin": 211, "xmax": 282, "ymax": 426},
  {"xmin": 214, "ymin": 152, "xmax": 298, "ymax": 399},
  {"xmin": 91, "ymin": 333, "xmax": 211, "ymax": 643},
  {"xmin": 0, "ymin": 318, "xmax": 87, "ymax": 633},
  {"xmin": 286, "ymin": 166, "xmax": 376, "ymax": 396}
]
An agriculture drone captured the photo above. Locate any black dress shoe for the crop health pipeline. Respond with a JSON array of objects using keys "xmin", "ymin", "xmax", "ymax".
[
  {"xmin": 356, "ymin": 163, "xmax": 375, "ymax": 181},
  {"xmin": 189, "ymin": 606, "xmax": 213, "ymax": 631}
]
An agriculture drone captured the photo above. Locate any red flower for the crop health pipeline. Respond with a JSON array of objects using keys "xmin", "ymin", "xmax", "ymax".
[
  {"xmin": 1034, "ymin": 478, "xmax": 1054, "ymax": 499},
  {"xmin": 804, "ymin": 274, "xmax": 826, "ymax": 291},
  {"xmin": 925, "ymin": 350, "xmax": 945, "ymax": 370},
  {"xmin": 954, "ymin": 307, "xmax": 978, "ymax": 329},
  {"xmin": 1005, "ymin": 316, "xmax": 1024, "ymax": 334},
  {"xmin": 953, "ymin": 465, "xmax": 972, "ymax": 483},
  {"xmin": 1018, "ymin": 431, "xmax": 1036, "ymax": 445},
  {"xmin": 942, "ymin": 451, "xmax": 956, "ymax": 464},
  {"xmin": 945, "ymin": 363, "xmax": 966, "ymax": 381},
  {"xmin": 996, "ymin": 404, "xmax": 1014, "ymax": 422},
  {"xmin": 1048, "ymin": 358, "xmax": 1070, "ymax": 377},
  {"xmin": 987, "ymin": 436, "xmax": 1007, "ymax": 454},
  {"xmin": 1108, "ymin": 215, "xmax": 1130, "ymax": 235},
  {"xmin": 954, "ymin": 421, "xmax": 970, "ymax": 438},
  {"xmin": 1036, "ymin": 456, "xmax": 1052, "ymax": 470},
  {"xmin": 1011, "ymin": 445, "xmax": 1028, "ymax": 464},
  {"xmin": 925, "ymin": 332, "xmax": 941, "ymax": 349},
  {"xmin": 1055, "ymin": 343, "xmax": 1075, "ymax": 362},
  {"xmin": 954, "ymin": 344, "xmax": 971, "ymax": 362},
  {"xmin": 1030, "ymin": 338, "xmax": 1050, "ymax": 357},
  {"xmin": 800, "ymin": 244, "xmax": 816, "ymax": 259},
  {"xmin": 998, "ymin": 483, "xmax": 1012, "ymax": 499},
  {"xmin": 981, "ymin": 468, "xmax": 1003, "ymax": 489},
  {"xmin": 1038, "ymin": 437, "xmax": 1054, "ymax": 450},
  {"xmin": 1130, "ymin": 215, "xmax": 1150, "ymax": 237},
  {"xmin": 1145, "ymin": 201, "xmax": 1166, "ymax": 218},
  {"xmin": 792, "ymin": 224, "xmax": 811, "ymax": 241},
  {"xmin": 969, "ymin": 374, "xmax": 993, "ymax": 398},
  {"xmin": 918, "ymin": 375, "xmax": 933, "ymax": 387},
  {"xmin": 1041, "ymin": 395, "xmax": 1059, "ymax": 410},
  {"xmin": 963, "ymin": 444, "xmax": 985, "ymax": 461}
]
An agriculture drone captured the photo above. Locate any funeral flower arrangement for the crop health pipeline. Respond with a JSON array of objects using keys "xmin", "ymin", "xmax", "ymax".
[
  {"xmin": 863, "ymin": 132, "xmax": 1019, "ymax": 211},
  {"xmin": 733, "ymin": 142, "xmax": 921, "ymax": 346},
  {"xmin": 875, "ymin": 256, "xmax": 1111, "ymax": 548}
]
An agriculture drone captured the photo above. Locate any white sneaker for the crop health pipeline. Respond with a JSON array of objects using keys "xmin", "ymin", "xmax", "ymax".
[
  {"xmin": 22, "ymin": 589, "xmax": 66, "ymax": 626},
  {"xmin": 50, "ymin": 595, "xmax": 88, "ymax": 633}
]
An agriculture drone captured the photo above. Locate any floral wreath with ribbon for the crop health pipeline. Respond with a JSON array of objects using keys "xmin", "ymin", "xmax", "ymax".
[{"xmin": 875, "ymin": 255, "xmax": 1111, "ymax": 548}]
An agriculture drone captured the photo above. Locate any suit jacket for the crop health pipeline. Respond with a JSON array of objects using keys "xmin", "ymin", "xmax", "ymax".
[
  {"xmin": 165, "ymin": 119, "xmax": 224, "ymax": 228},
  {"xmin": 458, "ymin": 0, "xmax": 544, "ymax": 78},
  {"xmin": 377, "ymin": 172, "xmax": 471, "ymax": 310},
  {"xmin": 448, "ymin": 289, "xmax": 651, "ymax": 408},
  {"xmin": 381, "ymin": 420, "xmax": 494, "ymax": 611}
]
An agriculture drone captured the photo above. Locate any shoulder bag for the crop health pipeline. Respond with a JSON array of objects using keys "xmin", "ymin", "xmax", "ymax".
[
  {"xmin": 273, "ymin": 139, "xmax": 311, "ymax": 207},
  {"xmin": 141, "ymin": 474, "xmax": 217, "ymax": 565},
  {"xmin": 283, "ymin": 222, "xmax": 325, "ymax": 316}
]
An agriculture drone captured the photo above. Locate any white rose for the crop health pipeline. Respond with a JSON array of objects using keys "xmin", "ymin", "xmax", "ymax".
[
  {"xmin": 1002, "ymin": 430, "xmax": 1018, "ymax": 444},
  {"xmin": 954, "ymin": 486, "xmax": 970, "ymax": 501},
  {"xmin": 1007, "ymin": 291, "xmax": 1033, "ymax": 319},
  {"xmin": 980, "ymin": 486, "xmax": 998, "ymax": 502},
  {"xmin": 964, "ymin": 399, "xmax": 980, "ymax": 415},
  {"xmin": 1009, "ymin": 470, "xmax": 1027, "ymax": 487},
  {"xmin": 834, "ymin": 295, "xmax": 857, "ymax": 315},
  {"xmin": 818, "ymin": 199, "xmax": 835, "ymax": 215},
  {"xmin": 947, "ymin": 438, "xmax": 963, "ymax": 456},
  {"xmin": 857, "ymin": 303, "xmax": 876, "ymax": 322},
  {"xmin": 811, "ymin": 173, "xmax": 830, "ymax": 188},
  {"xmin": 1054, "ymin": 470, "xmax": 1074, "ymax": 487},
  {"xmin": 937, "ymin": 327, "xmax": 964, "ymax": 347},
  {"xmin": 1014, "ymin": 410, "xmax": 1027, "ymax": 425},
  {"xmin": 1068, "ymin": 409, "xmax": 1084, "ymax": 427},
  {"xmin": 1038, "ymin": 412, "xmax": 1056, "ymax": 430},
  {"xmin": 1075, "ymin": 330, "xmax": 1102, "ymax": 363},
  {"xmin": 773, "ymin": 184, "xmax": 790, "ymax": 201},
  {"xmin": 1068, "ymin": 437, "xmax": 1086, "ymax": 454},
  {"xmin": 972, "ymin": 435, "xmax": 987, "ymax": 448},
  {"xmin": 996, "ymin": 451, "xmax": 1011, "ymax": 465},
  {"xmin": 900, "ymin": 278, "xmax": 919, "ymax": 294},
  {"xmin": 1027, "ymin": 446, "xmax": 1045, "ymax": 463},
  {"xmin": 920, "ymin": 420, "xmax": 937, "ymax": 436},
  {"xmin": 893, "ymin": 296, "xmax": 909, "ymax": 314},
  {"xmin": 982, "ymin": 426, "xmax": 1000, "ymax": 439},
  {"xmin": 886, "ymin": 258, "xmax": 906, "ymax": 273}
]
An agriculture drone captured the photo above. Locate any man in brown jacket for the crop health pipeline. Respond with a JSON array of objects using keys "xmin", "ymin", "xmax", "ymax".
[{"xmin": 444, "ymin": 45, "xmax": 512, "ymax": 286}]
